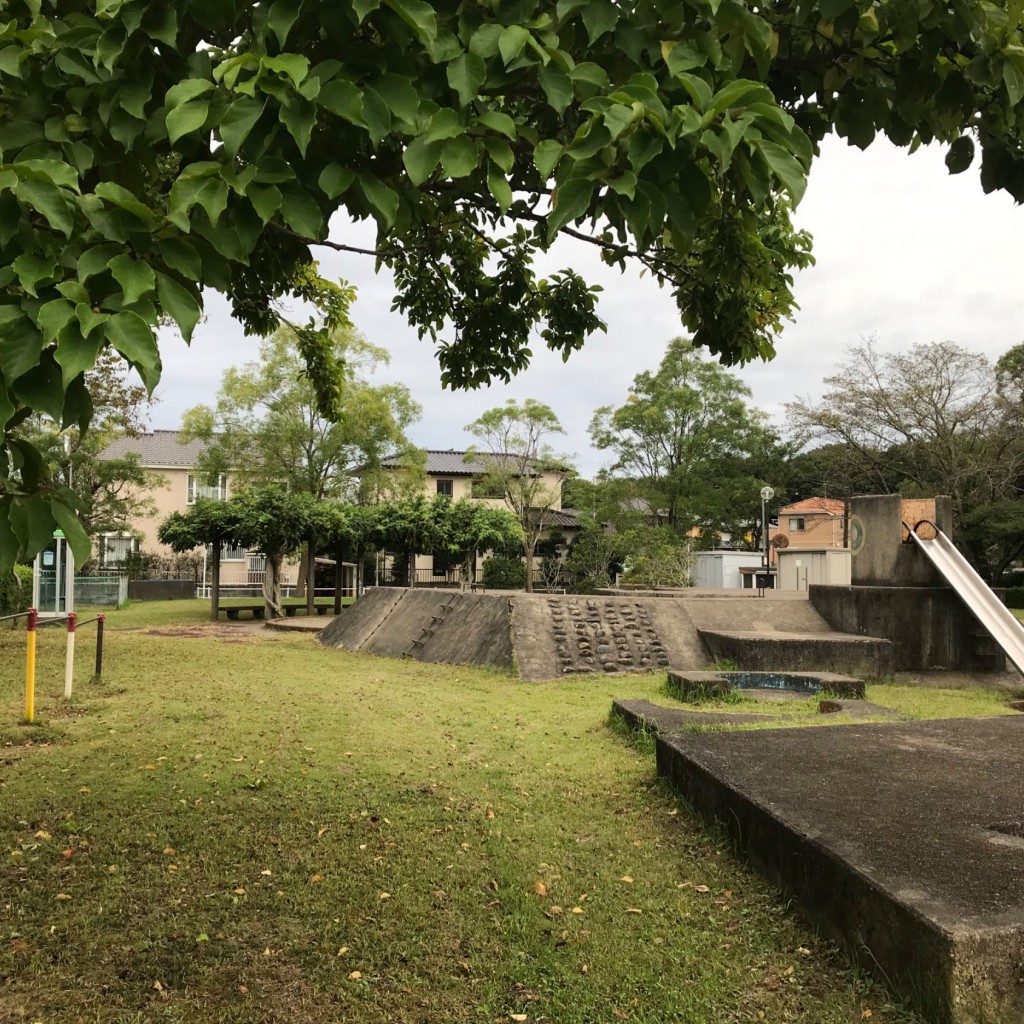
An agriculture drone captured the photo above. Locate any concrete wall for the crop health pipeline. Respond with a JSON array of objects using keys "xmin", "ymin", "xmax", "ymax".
[
  {"xmin": 809, "ymin": 584, "xmax": 1005, "ymax": 672},
  {"xmin": 849, "ymin": 495, "xmax": 953, "ymax": 587}
]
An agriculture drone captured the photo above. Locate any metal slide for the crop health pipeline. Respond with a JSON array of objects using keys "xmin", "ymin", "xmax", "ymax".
[{"xmin": 905, "ymin": 523, "xmax": 1024, "ymax": 675}]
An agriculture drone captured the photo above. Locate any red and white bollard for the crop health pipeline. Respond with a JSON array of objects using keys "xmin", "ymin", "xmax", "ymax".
[{"xmin": 64, "ymin": 611, "xmax": 77, "ymax": 699}]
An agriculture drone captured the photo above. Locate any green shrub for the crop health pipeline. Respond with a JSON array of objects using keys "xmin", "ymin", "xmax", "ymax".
[
  {"xmin": 481, "ymin": 555, "xmax": 527, "ymax": 590},
  {"xmin": 1003, "ymin": 586, "xmax": 1024, "ymax": 609},
  {"xmin": 0, "ymin": 565, "xmax": 32, "ymax": 619}
]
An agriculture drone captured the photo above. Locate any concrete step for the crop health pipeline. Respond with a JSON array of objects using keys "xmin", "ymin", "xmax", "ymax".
[{"xmin": 698, "ymin": 629, "xmax": 894, "ymax": 678}]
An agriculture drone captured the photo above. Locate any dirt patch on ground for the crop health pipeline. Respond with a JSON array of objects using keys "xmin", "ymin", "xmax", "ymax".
[{"xmin": 141, "ymin": 622, "xmax": 287, "ymax": 642}]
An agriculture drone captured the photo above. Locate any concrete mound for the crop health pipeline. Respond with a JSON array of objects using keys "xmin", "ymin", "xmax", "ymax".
[{"xmin": 318, "ymin": 588, "xmax": 890, "ymax": 681}]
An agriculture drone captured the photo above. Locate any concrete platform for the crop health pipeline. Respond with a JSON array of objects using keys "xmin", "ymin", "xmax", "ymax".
[
  {"xmin": 613, "ymin": 697, "xmax": 782, "ymax": 732},
  {"xmin": 699, "ymin": 628, "xmax": 894, "ymax": 678},
  {"xmin": 656, "ymin": 716, "xmax": 1024, "ymax": 1024}
]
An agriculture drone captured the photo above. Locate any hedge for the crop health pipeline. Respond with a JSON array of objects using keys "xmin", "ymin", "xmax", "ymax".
[
  {"xmin": 1003, "ymin": 587, "xmax": 1024, "ymax": 609},
  {"xmin": 0, "ymin": 566, "xmax": 32, "ymax": 619},
  {"xmin": 481, "ymin": 556, "xmax": 527, "ymax": 590}
]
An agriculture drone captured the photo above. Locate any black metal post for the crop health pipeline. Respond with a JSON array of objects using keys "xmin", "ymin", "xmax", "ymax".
[{"xmin": 94, "ymin": 613, "xmax": 105, "ymax": 678}]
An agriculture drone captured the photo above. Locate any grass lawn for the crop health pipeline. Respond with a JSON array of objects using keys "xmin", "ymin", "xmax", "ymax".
[{"xmin": 1, "ymin": 601, "xmax": 1011, "ymax": 1024}]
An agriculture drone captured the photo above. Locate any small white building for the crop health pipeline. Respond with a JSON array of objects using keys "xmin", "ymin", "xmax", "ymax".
[
  {"xmin": 776, "ymin": 547, "xmax": 852, "ymax": 591},
  {"xmin": 692, "ymin": 550, "xmax": 763, "ymax": 590}
]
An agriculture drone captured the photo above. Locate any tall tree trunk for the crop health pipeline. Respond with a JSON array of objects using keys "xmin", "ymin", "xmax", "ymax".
[
  {"xmin": 295, "ymin": 547, "xmax": 308, "ymax": 597},
  {"xmin": 408, "ymin": 549, "xmax": 416, "ymax": 588},
  {"xmin": 305, "ymin": 536, "xmax": 316, "ymax": 616},
  {"xmin": 524, "ymin": 539, "xmax": 534, "ymax": 592},
  {"xmin": 210, "ymin": 542, "xmax": 221, "ymax": 622},
  {"xmin": 263, "ymin": 554, "xmax": 283, "ymax": 619}
]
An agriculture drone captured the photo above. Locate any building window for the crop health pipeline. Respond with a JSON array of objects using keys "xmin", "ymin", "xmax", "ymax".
[
  {"xmin": 788, "ymin": 517, "xmax": 806, "ymax": 532},
  {"xmin": 187, "ymin": 473, "xmax": 226, "ymax": 504},
  {"xmin": 436, "ymin": 478, "xmax": 453, "ymax": 497},
  {"xmin": 101, "ymin": 535, "xmax": 138, "ymax": 566}
]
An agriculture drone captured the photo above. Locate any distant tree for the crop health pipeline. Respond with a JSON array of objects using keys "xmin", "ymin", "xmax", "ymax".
[
  {"xmin": 787, "ymin": 338, "xmax": 1024, "ymax": 581},
  {"xmin": 182, "ymin": 323, "xmax": 421, "ymax": 502},
  {"xmin": 158, "ymin": 499, "xmax": 243, "ymax": 621},
  {"xmin": 590, "ymin": 338, "xmax": 774, "ymax": 541},
  {"xmin": 466, "ymin": 399, "xmax": 568, "ymax": 593},
  {"xmin": 15, "ymin": 349, "xmax": 162, "ymax": 545}
]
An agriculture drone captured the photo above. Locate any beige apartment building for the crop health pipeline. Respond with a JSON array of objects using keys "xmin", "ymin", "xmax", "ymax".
[
  {"xmin": 772, "ymin": 497, "xmax": 848, "ymax": 549},
  {"xmin": 97, "ymin": 430, "xmax": 299, "ymax": 587},
  {"xmin": 367, "ymin": 449, "xmax": 580, "ymax": 584}
]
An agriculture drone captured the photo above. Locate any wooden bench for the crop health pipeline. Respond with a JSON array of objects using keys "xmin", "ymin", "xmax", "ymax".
[
  {"xmin": 221, "ymin": 605, "xmax": 265, "ymax": 621},
  {"xmin": 282, "ymin": 604, "xmax": 333, "ymax": 617}
]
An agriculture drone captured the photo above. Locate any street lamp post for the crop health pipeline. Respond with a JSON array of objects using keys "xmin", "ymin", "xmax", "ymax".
[{"xmin": 760, "ymin": 486, "xmax": 775, "ymax": 573}]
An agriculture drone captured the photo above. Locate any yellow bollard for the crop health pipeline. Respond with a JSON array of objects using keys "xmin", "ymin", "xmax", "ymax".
[{"xmin": 25, "ymin": 608, "xmax": 38, "ymax": 723}]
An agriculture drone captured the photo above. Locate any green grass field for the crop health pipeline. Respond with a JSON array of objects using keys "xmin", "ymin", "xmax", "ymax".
[{"xmin": 1, "ymin": 600, "xmax": 1014, "ymax": 1024}]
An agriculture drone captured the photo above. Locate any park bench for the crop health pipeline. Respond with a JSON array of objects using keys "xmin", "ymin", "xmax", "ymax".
[
  {"xmin": 221, "ymin": 605, "xmax": 265, "ymax": 621},
  {"xmin": 281, "ymin": 604, "xmax": 333, "ymax": 617}
]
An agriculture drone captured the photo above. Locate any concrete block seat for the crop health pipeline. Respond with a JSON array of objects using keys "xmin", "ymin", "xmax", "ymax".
[
  {"xmin": 656, "ymin": 716, "xmax": 1024, "ymax": 1024},
  {"xmin": 698, "ymin": 628, "xmax": 893, "ymax": 679},
  {"xmin": 221, "ymin": 605, "xmax": 265, "ymax": 621}
]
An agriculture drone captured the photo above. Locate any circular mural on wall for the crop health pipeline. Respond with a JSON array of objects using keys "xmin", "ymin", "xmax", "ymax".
[{"xmin": 849, "ymin": 514, "xmax": 866, "ymax": 556}]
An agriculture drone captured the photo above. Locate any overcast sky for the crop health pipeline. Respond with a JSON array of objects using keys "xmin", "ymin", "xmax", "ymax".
[{"xmin": 151, "ymin": 134, "xmax": 1024, "ymax": 477}]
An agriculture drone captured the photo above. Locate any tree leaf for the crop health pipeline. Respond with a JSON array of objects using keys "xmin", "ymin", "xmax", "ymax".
[
  {"xmin": 402, "ymin": 136, "xmax": 442, "ymax": 185},
  {"xmin": 756, "ymin": 139, "xmax": 807, "ymax": 204},
  {"xmin": 51, "ymin": 497, "xmax": 91, "ymax": 569},
  {"xmin": 94, "ymin": 181, "xmax": 154, "ymax": 223},
  {"xmin": 16, "ymin": 178, "xmax": 72, "ymax": 235},
  {"xmin": 945, "ymin": 134, "xmax": 975, "ymax": 174},
  {"xmin": 582, "ymin": 0, "xmax": 617, "ymax": 43},
  {"xmin": 499, "ymin": 25, "xmax": 530, "ymax": 66},
  {"xmin": 441, "ymin": 136, "xmax": 478, "ymax": 178},
  {"xmin": 279, "ymin": 188, "xmax": 323, "ymax": 238},
  {"xmin": 166, "ymin": 100, "xmax": 210, "ymax": 144},
  {"xmin": 165, "ymin": 79, "xmax": 215, "ymax": 109},
  {"xmin": 268, "ymin": 0, "xmax": 300, "ymax": 47},
  {"xmin": 548, "ymin": 177, "xmax": 594, "ymax": 235},
  {"xmin": 318, "ymin": 163, "xmax": 355, "ymax": 199},
  {"xmin": 359, "ymin": 175, "xmax": 399, "ymax": 227},
  {"xmin": 77, "ymin": 242, "xmax": 122, "ymax": 283},
  {"xmin": 104, "ymin": 310, "xmax": 160, "ymax": 369},
  {"xmin": 539, "ymin": 64, "xmax": 573, "ymax": 113},
  {"xmin": 12, "ymin": 253, "xmax": 55, "ymax": 296},
  {"xmin": 261, "ymin": 54, "xmax": 310, "ymax": 89},
  {"xmin": 446, "ymin": 53, "xmax": 486, "ymax": 107},
  {"xmin": 384, "ymin": 0, "xmax": 437, "ymax": 44},
  {"xmin": 158, "ymin": 237, "xmax": 202, "ymax": 281},
  {"xmin": 156, "ymin": 271, "xmax": 202, "ymax": 343},
  {"xmin": 0, "ymin": 312, "xmax": 43, "ymax": 380},
  {"xmin": 424, "ymin": 108, "xmax": 463, "ymax": 144},
  {"xmin": 477, "ymin": 110, "xmax": 516, "ymax": 139},
  {"xmin": 219, "ymin": 96, "xmax": 266, "ymax": 157},
  {"xmin": 36, "ymin": 298, "xmax": 76, "ymax": 343},
  {"xmin": 108, "ymin": 253, "xmax": 156, "ymax": 305},
  {"xmin": 534, "ymin": 139, "xmax": 564, "ymax": 177},
  {"xmin": 487, "ymin": 167, "xmax": 512, "ymax": 211},
  {"xmin": 318, "ymin": 80, "xmax": 365, "ymax": 123},
  {"xmin": 280, "ymin": 97, "xmax": 316, "ymax": 156},
  {"xmin": 247, "ymin": 182, "xmax": 283, "ymax": 224},
  {"xmin": 55, "ymin": 320, "xmax": 103, "ymax": 387}
]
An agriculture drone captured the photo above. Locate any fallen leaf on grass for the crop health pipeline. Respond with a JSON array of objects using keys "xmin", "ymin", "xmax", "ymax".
[
  {"xmin": 163, "ymin": 847, "xmax": 176, "ymax": 856},
  {"xmin": 533, "ymin": 880, "xmax": 547, "ymax": 896},
  {"xmin": 549, "ymin": 905, "xmax": 563, "ymax": 915},
  {"xmin": 694, "ymin": 885, "xmax": 710, "ymax": 893},
  {"xmin": 625, "ymin": 908, "xmax": 642, "ymax": 915},
  {"xmin": 233, "ymin": 887, "xmax": 246, "ymax": 895},
  {"xmin": 510, "ymin": 1015, "xmax": 528, "ymax": 1022},
  {"xmin": 337, "ymin": 946, "xmax": 349, "ymax": 956},
  {"xmin": 310, "ymin": 874, "xmax": 324, "ymax": 884},
  {"xmin": 783, "ymin": 965, "xmax": 795, "ymax": 976},
  {"xmin": 797, "ymin": 945, "xmax": 811, "ymax": 956},
  {"xmin": 571, "ymin": 907, "xmax": 583, "ymax": 914},
  {"xmin": 581, "ymin": 964, "xmax": 589, "ymax": 974},
  {"xmin": 196, "ymin": 933, "xmax": 209, "ymax": 943},
  {"xmin": 260, "ymin": 869, "xmax": 272, "ymax": 876},
  {"xmin": 379, "ymin": 891, "xmax": 391, "ymax": 901},
  {"xmin": 486, "ymin": 807, "xmax": 495, "ymax": 819},
  {"xmin": 862, "ymin": 1012, "xmax": 873, "ymax": 1019},
  {"xmin": 55, "ymin": 893, "xmax": 72, "ymax": 901},
  {"xmin": 621, "ymin": 876, "xmax": 634, "ymax": 883},
  {"xmin": 35, "ymin": 831, "xmax": 51, "ymax": 841},
  {"xmin": 78, "ymin": 787, "xmax": 90, "ymax": 794},
  {"xmin": 348, "ymin": 970, "xmax": 362, "ymax": 980},
  {"xmin": 61, "ymin": 849, "xmax": 74, "ymax": 859}
]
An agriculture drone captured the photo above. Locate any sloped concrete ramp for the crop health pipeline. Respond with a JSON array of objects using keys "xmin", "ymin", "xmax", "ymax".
[{"xmin": 318, "ymin": 588, "xmax": 879, "ymax": 680}]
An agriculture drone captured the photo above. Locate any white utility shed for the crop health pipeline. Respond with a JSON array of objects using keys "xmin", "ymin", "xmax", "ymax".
[
  {"xmin": 776, "ymin": 547, "xmax": 852, "ymax": 591},
  {"xmin": 692, "ymin": 550, "xmax": 762, "ymax": 590}
]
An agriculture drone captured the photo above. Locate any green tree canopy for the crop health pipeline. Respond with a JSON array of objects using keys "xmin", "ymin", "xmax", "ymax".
[
  {"xmin": 590, "ymin": 337, "xmax": 777, "ymax": 541},
  {"xmin": 181, "ymin": 321, "xmax": 422, "ymax": 501},
  {"xmin": 466, "ymin": 399, "xmax": 568, "ymax": 592},
  {"xmin": 6, "ymin": 0, "xmax": 1024, "ymax": 569}
]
